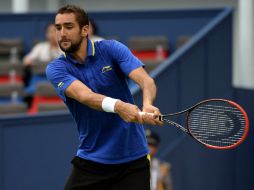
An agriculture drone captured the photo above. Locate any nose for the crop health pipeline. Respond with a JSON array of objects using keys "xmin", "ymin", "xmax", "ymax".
[{"xmin": 60, "ymin": 27, "xmax": 66, "ymax": 37}]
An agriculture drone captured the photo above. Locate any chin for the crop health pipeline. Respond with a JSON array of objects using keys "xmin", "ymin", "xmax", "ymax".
[{"xmin": 60, "ymin": 46, "xmax": 69, "ymax": 52}]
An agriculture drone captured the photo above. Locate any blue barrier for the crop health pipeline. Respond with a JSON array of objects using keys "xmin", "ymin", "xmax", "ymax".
[{"xmin": 0, "ymin": 112, "xmax": 77, "ymax": 190}]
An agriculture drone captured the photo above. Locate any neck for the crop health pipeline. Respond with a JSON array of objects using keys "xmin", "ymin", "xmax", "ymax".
[{"xmin": 70, "ymin": 38, "xmax": 87, "ymax": 63}]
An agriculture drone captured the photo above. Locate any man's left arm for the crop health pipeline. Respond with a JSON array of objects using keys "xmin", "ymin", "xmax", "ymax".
[{"xmin": 129, "ymin": 67, "xmax": 163, "ymax": 125}]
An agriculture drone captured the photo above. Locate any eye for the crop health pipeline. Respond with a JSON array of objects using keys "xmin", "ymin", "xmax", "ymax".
[{"xmin": 66, "ymin": 26, "xmax": 73, "ymax": 30}]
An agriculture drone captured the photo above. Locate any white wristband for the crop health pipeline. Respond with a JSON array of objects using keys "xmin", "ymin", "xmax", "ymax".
[{"xmin": 102, "ymin": 97, "xmax": 119, "ymax": 113}]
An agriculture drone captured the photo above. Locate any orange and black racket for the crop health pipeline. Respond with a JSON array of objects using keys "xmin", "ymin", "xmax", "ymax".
[{"xmin": 143, "ymin": 99, "xmax": 249, "ymax": 149}]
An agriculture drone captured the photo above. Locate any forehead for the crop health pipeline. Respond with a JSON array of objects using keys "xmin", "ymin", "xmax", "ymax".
[{"xmin": 55, "ymin": 13, "xmax": 77, "ymax": 25}]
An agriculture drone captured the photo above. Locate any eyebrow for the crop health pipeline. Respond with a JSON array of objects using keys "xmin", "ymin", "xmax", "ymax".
[{"xmin": 55, "ymin": 22, "xmax": 74, "ymax": 27}]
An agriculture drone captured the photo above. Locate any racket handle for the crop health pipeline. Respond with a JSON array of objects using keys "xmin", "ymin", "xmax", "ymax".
[
  {"xmin": 138, "ymin": 111, "xmax": 154, "ymax": 116},
  {"xmin": 139, "ymin": 112, "xmax": 163, "ymax": 121}
]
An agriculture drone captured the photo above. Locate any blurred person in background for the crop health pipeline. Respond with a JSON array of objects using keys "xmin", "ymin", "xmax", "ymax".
[
  {"xmin": 88, "ymin": 18, "xmax": 104, "ymax": 42},
  {"xmin": 23, "ymin": 23, "xmax": 62, "ymax": 86},
  {"xmin": 146, "ymin": 129, "xmax": 173, "ymax": 190},
  {"xmin": 23, "ymin": 23, "xmax": 62, "ymax": 66}
]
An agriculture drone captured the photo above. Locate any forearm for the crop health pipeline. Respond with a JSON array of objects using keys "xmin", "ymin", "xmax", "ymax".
[
  {"xmin": 142, "ymin": 78, "xmax": 157, "ymax": 106},
  {"xmin": 65, "ymin": 80, "xmax": 143, "ymax": 123},
  {"xmin": 79, "ymin": 91, "xmax": 106, "ymax": 111},
  {"xmin": 79, "ymin": 91, "xmax": 144, "ymax": 123},
  {"xmin": 65, "ymin": 80, "xmax": 125, "ymax": 112},
  {"xmin": 128, "ymin": 67, "xmax": 157, "ymax": 106}
]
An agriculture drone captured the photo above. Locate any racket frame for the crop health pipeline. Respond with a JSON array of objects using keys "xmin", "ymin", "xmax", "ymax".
[{"xmin": 159, "ymin": 99, "xmax": 249, "ymax": 149}]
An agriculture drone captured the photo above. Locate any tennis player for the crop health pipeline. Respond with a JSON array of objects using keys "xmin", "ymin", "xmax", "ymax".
[{"xmin": 46, "ymin": 4, "xmax": 163, "ymax": 190}]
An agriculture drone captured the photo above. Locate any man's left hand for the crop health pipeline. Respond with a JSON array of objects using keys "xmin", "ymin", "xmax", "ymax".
[{"xmin": 142, "ymin": 104, "xmax": 163, "ymax": 126}]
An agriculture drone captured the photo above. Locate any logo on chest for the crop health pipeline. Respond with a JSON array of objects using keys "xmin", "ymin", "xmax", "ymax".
[{"xmin": 102, "ymin": 65, "xmax": 112, "ymax": 73}]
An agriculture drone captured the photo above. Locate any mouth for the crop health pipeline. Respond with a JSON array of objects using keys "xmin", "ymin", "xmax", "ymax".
[{"xmin": 60, "ymin": 40, "xmax": 71, "ymax": 47}]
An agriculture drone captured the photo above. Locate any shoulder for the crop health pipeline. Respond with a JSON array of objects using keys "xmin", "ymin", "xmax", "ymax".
[
  {"xmin": 94, "ymin": 40, "xmax": 131, "ymax": 59},
  {"xmin": 47, "ymin": 54, "xmax": 66, "ymax": 65},
  {"xmin": 94, "ymin": 39, "xmax": 126, "ymax": 50},
  {"xmin": 89, "ymin": 35, "xmax": 104, "ymax": 42},
  {"xmin": 46, "ymin": 55, "xmax": 67, "ymax": 73}
]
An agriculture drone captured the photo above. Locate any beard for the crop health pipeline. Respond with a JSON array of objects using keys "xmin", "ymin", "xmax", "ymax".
[{"xmin": 59, "ymin": 35, "xmax": 83, "ymax": 53}]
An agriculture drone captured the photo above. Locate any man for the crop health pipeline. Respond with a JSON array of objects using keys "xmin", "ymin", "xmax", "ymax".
[
  {"xmin": 46, "ymin": 4, "xmax": 163, "ymax": 190},
  {"xmin": 146, "ymin": 129, "xmax": 173, "ymax": 190}
]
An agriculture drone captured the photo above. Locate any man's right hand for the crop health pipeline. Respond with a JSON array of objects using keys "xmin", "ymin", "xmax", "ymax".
[{"xmin": 115, "ymin": 101, "xmax": 144, "ymax": 123}]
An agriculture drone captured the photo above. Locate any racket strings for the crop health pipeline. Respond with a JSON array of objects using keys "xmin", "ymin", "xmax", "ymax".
[{"xmin": 188, "ymin": 101, "xmax": 246, "ymax": 147}]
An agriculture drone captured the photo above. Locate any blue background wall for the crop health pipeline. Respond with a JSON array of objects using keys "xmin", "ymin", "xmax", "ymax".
[
  {"xmin": 0, "ymin": 113, "xmax": 77, "ymax": 190},
  {"xmin": 0, "ymin": 9, "xmax": 221, "ymax": 54},
  {"xmin": 0, "ymin": 8, "xmax": 253, "ymax": 190}
]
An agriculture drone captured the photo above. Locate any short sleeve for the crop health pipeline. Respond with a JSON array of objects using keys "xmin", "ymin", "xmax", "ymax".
[
  {"xmin": 110, "ymin": 40, "xmax": 144, "ymax": 76},
  {"xmin": 46, "ymin": 61, "xmax": 77, "ymax": 102}
]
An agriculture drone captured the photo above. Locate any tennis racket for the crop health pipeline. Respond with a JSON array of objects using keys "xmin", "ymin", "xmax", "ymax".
[{"xmin": 141, "ymin": 99, "xmax": 249, "ymax": 150}]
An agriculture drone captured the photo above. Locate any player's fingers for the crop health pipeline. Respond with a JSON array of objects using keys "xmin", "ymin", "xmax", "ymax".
[
  {"xmin": 152, "ymin": 109, "xmax": 161, "ymax": 118},
  {"xmin": 139, "ymin": 112, "xmax": 158, "ymax": 125},
  {"xmin": 143, "ymin": 111, "xmax": 162, "ymax": 126},
  {"xmin": 151, "ymin": 109, "xmax": 163, "ymax": 126},
  {"xmin": 135, "ymin": 108, "xmax": 144, "ymax": 124},
  {"xmin": 139, "ymin": 112, "xmax": 154, "ymax": 122},
  {"xmin": 135, "ymin": 112, "xmax": 143, "ymax": 123},
  {"xmin": 155, "ymin": 118, "xmax": 164, "ymax": 126}
]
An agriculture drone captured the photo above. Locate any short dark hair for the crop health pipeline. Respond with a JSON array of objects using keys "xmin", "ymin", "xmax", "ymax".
[{"xmin": 57, "ymin": 4, "xmax": 89, "ymax": 28}]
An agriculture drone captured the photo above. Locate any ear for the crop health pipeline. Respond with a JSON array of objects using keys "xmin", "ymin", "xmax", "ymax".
[{"xmin": 81, "ymin": 25, "xmax": 89, "ymax": 37}]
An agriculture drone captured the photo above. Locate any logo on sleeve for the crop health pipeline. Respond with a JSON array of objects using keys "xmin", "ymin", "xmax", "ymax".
[
  {"xmin": 57, "ymin": 82, "xmax": 64, "ymax": 88},
  {"xmin": 102, "ymin": 65, "xmax": 112, "ymax": 73}
]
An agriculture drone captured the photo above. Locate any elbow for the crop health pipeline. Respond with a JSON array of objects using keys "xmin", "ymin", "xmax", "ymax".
[
  {"xmin": 79, "ymin": 91, "xmax": 93, "ymax": 104},
  {"xmin": 150, "ymin": 77, "xmax": 156, "ymax": 86}
]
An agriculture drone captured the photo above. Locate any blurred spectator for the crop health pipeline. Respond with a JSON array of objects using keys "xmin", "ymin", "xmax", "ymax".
[
  {"xmin": 23, "ymin": 23, "xmax": 62, "ymax": 66},
  {"xmin": 22, "ymin": 23, "xmax": 62, "ymax": 106},
  {"xmin": 146, "ymin": 129, "xmax": 173, "ymax": 190},
  {"xmin": 88, "ymin": 19, "xmax": 104, "ymax": 42}
]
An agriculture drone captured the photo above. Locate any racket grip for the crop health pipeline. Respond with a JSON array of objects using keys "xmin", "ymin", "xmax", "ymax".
[
  {"xmin": 139, "ymin": 112, "xmax": 164, "ymax": 122},
  {"xmin": 138, "ymin": 112, "xmax": 154, "ymax": 116}
]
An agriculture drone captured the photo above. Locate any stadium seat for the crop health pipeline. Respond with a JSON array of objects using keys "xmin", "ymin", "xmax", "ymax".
[
  {"xmin": 28, "ymin": 81, "xmax": 63, "ymax": 114},
  {"xmin": 38, "ymin": 102, "xmax": 67, "ymax": 112},
  {"xmin": 0, "ymin": 38, "xmax": 23, "ymax": 63},
  {"xmin": 128, "ymin": 36, "xmax": 169, "ymax": 73},
  {"xmin": 24, "ymin": 61, "xmax": 48, "ymax": 94},
  {"xmin": 128, "ymin": 36, "xmax": 169, "ymax": 62},
  {"xmin": 0, "ymin": 102, "xmax": 27, "ymax": 115},
  {"xmin": 0, "ymin": 83, "xmax": 24, "ymax": 103},
  {"xmin": 0, "ymin": 63, "xmax": 24, "ymax": 83}
]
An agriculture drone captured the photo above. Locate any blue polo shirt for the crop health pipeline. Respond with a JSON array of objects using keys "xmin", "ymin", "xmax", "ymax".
[{"xmin": 46, "ymin": 39, "xmax": 149, "ymax": 164}]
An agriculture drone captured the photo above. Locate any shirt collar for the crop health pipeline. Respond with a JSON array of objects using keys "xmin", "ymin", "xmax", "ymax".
[
  {"xmin": 87, "ymin": 38, "xmax": 95, "ymax": 57},
  {"xmin": 63, "ymin": 38, "xmax": 95, "ymax": 64}
]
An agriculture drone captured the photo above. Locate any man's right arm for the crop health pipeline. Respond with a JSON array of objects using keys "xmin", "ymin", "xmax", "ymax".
[{"xmin": 65, "ymin": 80, "xmax": 143, "ymax": 123}]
